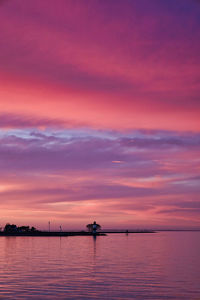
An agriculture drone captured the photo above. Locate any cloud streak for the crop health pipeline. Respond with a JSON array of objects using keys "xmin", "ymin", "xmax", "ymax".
[{"xmin": 0, "ymin": 129, "xmax": 199, "ymax": 228}]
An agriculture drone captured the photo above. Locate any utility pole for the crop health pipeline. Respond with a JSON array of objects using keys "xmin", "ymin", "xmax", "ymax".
[{"xmin": 48, "ymin": 221, "xmax": 50, "ymax": 232}]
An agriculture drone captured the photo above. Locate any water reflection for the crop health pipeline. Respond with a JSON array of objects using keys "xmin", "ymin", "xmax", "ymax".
[
  {"xmin": 0, "ymin": 232, "xmax": 199, "ymax": 299},
  {"xmin": 93, "ymin": 235, "xmax": 97, "ymax": 258}
]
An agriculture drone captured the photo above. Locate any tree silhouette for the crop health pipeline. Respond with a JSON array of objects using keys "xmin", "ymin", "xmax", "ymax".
[
  {"xmin": 86, "ymin": 221, "xmax": 101, "ymax": 232},
  {"xmin": 4, "ymin": 224, "xmax": 17, "ymax": 232},
  {"xmin": 3, "ymin": 224, "xmax": 39, "ymax": 233}
]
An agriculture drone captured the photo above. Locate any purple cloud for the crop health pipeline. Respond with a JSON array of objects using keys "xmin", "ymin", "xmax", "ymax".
[{"xmin": 0, "ymin": 113, "xmax": 87, "ymax": 129}]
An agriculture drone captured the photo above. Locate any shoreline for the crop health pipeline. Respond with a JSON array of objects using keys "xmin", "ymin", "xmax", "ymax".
[
  {"xmin": 1, "ymin": 230, "xmax": 199, "ymax": 237},
  {"xmin": 0, "ymin": 230, "xmax": 155, "ymax": 237}
]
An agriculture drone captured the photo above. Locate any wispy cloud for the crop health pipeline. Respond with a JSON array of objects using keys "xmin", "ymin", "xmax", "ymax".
[
  {"xmin": 0, "ymin": 113, "xmax": 87, "ymax": 129},
  {"xmin": 0, "ymin": 128, "xmax": 199, "ymax": 227}
]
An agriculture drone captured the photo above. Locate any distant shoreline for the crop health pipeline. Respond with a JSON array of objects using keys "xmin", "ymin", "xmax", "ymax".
[
  {"xmin": 0, "ymin": 232, "xmax": 104, "ymax": 237},
  {"xmin": 0, "ymin": 230, "xmax": 155, "ymax": 237},
  {"xmin": 1, "ymin": 229, "xmax": 199, "ymax": 237}
]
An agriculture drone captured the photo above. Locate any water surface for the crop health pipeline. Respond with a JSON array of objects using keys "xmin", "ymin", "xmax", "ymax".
[{"xmin": 0, "ymin": 232, "xmax": 200, "ymax": 299}]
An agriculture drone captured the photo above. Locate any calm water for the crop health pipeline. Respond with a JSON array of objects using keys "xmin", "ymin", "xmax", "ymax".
[{"xmin": 0, "ymin": 232, "xmax": 200, "ymax": 299}]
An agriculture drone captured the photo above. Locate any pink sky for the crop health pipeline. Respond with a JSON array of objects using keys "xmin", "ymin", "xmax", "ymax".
[{"xmin": 0, "ymin": 0, "xmax": 200, "ymax": 230}]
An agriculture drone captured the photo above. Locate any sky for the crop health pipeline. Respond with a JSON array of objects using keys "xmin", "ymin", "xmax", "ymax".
[{"xmin": 0, "ymin": 0, "xmax": 200, "ymax": 230}]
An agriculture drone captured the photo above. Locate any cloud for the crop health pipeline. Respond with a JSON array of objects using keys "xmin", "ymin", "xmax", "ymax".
[
  {"xmin": 0, "ymin": 184, "xmax": 156, "ymax": 205},
  {"xmin": 0, "ymin": 0, "xmax": 200, "ymax": 132},
  {"xmin": 0, "ymin": 113, "xmax": 86, "ymax": 129},
  {"xmin": 0, "ymin": 129, "xmax": 199, "ymax": 179},
  {"xmin": 120, "ymin": 135, "xmax": 200, "ymax": 149},
  {"xmin": 157, "ymin": 208, "xmax": 200, "ymax": 214}
]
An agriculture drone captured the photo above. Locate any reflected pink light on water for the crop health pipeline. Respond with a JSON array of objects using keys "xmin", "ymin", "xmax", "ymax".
[{"xmin": 0, "ymin": 232, "xmax": 200, "ymax": 299}]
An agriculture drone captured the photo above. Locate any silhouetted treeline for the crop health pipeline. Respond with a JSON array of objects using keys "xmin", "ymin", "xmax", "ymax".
[{"xmin": 3, "ymin": 224, "xmax": 39, "ymax": 233}]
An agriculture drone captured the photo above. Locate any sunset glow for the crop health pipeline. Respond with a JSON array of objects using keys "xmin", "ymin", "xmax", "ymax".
[{"xmin": 0, "ymin": 0, "xmax": 200, "ymax": 229}]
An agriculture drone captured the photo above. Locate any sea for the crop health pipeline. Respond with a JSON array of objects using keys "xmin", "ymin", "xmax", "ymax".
[{"xmin": 0, "ymin": 231, "xmax": 200, "ymax": 299}]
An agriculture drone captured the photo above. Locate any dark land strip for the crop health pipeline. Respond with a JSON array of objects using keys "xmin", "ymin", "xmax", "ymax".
[{"xmin": 0, "ymin": 230, "xmax": 155, "ymax": 237}]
